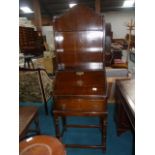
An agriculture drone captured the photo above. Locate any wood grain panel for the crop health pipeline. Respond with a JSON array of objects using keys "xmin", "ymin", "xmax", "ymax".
[
  {"xmin": 53, "ymin": 71, "xmax": 107, "ymax": 96},
  {"xmin": 54, "ymin": 4, "xmax": 104, "ymax": 31},
  {"xmin": 55, "ymin": 98, "xmax": 107, "ymax": 112}
]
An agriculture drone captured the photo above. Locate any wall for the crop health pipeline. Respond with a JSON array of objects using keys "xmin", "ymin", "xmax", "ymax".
[
  {"xmin": 31, "ymin": 16, "xmax": 52, "ymax": 26},
  {"xmin": 103, "ymin": 10, "xmax": 135, "ymax": 39},
  {"xmin": 42, "ymin": 26, "xmax": 55, "ymax": 51}
]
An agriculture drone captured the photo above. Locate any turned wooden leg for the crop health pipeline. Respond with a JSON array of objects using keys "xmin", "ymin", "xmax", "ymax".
[
  {"xmin": 54, "ymin": 115, "xmax": 61, "ymax": 139},
  {"xmin": 101, "ymin": 115, "xmax": 107, "ymax": 152},
  {"xmin": 62, "ymin": 117, "xmax": 67, "ymax": 131},
  {"xmin": 59, "ymin": 117, "xmax": 67, "ymax": 138}
]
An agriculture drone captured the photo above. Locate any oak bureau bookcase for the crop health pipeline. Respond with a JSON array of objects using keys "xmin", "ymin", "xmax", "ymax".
[{"xmin": 52, "ymin": 4, "xmax": 108, "ymax": 151}]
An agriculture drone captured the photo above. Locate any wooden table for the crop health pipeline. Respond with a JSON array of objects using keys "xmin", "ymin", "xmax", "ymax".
[
  {"xmin": 19, "ymin": 106, "xmax": 40, "ymax": 141},
  {"xmin": 19, "ymin": 135, "xmax": 66, "ymax": 155},
  {"xmin": 115, "ymin": 79, "xmax": 135, "ymax": 134},
  {"xmin": 115, "ymin": 79, "xmax": 135, "ymax": 154}
]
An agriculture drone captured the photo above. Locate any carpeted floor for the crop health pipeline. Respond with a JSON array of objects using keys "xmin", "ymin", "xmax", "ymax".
[{"xmin": 20, "ymin": 99, "xmax": 133, "ymax": 155}]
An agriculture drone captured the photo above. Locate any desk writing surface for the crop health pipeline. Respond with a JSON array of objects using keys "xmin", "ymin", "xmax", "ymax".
[
  {"xmin": 53, "ymin": 71, "xmax": 107, "ymax": 97},
  {"xmin": 117, "ymin": 79, "xmax": 135, "ymax": 115}
]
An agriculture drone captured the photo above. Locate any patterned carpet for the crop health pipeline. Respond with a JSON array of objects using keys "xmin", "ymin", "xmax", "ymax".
[{"xmin": 20, "ymin": 100, "xmax": 133, "ymax": 155}]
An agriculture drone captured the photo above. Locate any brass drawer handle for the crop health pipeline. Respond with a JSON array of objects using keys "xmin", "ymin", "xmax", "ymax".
[{"xmin": 76, "ymin": 72, "xmax": 84, "ymax": 76}]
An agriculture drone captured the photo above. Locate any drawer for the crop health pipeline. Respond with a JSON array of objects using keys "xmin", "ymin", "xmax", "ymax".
[{"xmin": 54, "ymin": 98, "xmax": 107, "ymax": 112}]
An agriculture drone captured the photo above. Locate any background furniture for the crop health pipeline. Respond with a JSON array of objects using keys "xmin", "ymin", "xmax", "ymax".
[
  {"xmin": 19, "ymin": 26, "xmax": 45, "ymax": 56},
  {"xmin": 125, "ymin": 20, "xmax": 135, "ymax": 52},
  {"xmin": 19, "ymin": 106, "xmax": 40, "ymax": 141},
  {"xmin": 19, "ymin": 135, "xmax": 66, "ymax": 155},
  {"xmin": 23, "ymin": 55, "xmax": 35, "ymax": 69},
  {"xmin": 115, "ymin": 79, "xmax": 135, "ymax": 135},
  {"xmin": 19, "ymin": 68, "xmax": 54, "ymax": 115},
  {"xmin": 53, "ymin": 5, "xmax": 108, "ymax": 151},
  {"xmin": 33, "ymin": 52, "xmax": 56, "ymax": 75},
  {"xmin": 106, "ymin": 72, "xmax": 130, "ymax": 103},
  {"xmin": 19, "ymin": 51, "xmax": 56, "ymax": 74},
  {"xmin": 105, "ymin": 23, "xmax": 113, "ymax": 66},
  {"xmin": 115, "ymin": 79, "xmax": 135, "ymax": 155}
]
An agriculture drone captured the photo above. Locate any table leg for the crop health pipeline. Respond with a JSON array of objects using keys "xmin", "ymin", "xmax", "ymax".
[
  {"xmin": 54, "ymin": 115, "xmax": 61, "ymax": 139},
  {"xmin": 101, "ymin": 116, "xmax": 107, "ymax": 152},
  {"xmin": 30, "ymin": 59, "xmax": 34, "ymax": 69},
  {"xmin": 62, "ymin": 117, "xmax": 67, "ymax": 131}
]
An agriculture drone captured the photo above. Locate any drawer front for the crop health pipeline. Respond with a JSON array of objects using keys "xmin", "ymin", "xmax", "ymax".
[{"xmin": 54, "ymin": 98, "xmax": 107, "ymax": 112}]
